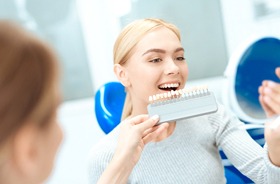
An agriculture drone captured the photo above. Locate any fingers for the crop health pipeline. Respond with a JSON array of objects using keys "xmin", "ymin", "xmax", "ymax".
[
  {"xmin": 142, "ymin": 121, "xmax": 164, "ymax": 137},
  {"xmin": 259, "ymin": 80, "xmax": 280, "ymax": 116},
  {"xmin": 142, "ymin": 126, "xmax": 157, "ymax": 137},
  {"xmin": 143, "ymin": 123, "xmax": 169, "ymax": 144},
  {"xmin": 259, "ymin": 95, "xmax": 273, "ymax": 117},
  {"xmin": 123, "ymin": 114, "xmax": 161, "ymax": 136},
  {"xmin": 265, "ymin": 80, "xmax": 280, "ymax": 95},
  {"xmin": 264, "ymin": 96, "xmax": 280, "ymax": 114},
  {"xmin": 135, "ymin": 115, "xmax": 160, "ymax": 132},
  {"xmin": 125, "ymin": 114, "xmax": 150, "ymax": 125},
  {"xmin": 122, "ymin": 114, "xmax": 168, "ymax": 146},
  {"xmin": 261, "ymin": 84, "xmax": 280, "ymax": 104},
  {"xmin": 276, "ymin": 67, "xmax": 280, "ymax": 79},
  {"xmin": 259, "ymin": 95, "xmax": 277, "ymax": 117}
]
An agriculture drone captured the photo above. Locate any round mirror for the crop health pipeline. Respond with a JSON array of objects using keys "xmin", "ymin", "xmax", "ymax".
[{"xmin": 224, "ymin": 36, "xmax": 280, "ymax": 124}]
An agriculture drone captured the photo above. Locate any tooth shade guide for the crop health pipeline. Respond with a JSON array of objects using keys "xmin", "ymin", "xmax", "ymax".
[
  {"xmin": 148, "ymin": 85, "xmax": 210, "ymax": 104},
  {"xmin": 147, "ymin": 86, "xmax": 218, "ymax": 124}
]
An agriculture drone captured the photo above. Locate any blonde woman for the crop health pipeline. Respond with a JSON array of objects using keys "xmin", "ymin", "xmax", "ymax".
[{"xmin": 88, "ymin": 18, "xmax": 280, "ymax": 183}]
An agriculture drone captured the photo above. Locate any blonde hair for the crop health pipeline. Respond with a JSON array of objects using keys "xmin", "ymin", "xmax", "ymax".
[
  {"xmin": 113, "ymin": 18, "xmax": 181, "ymax": 120},
  {"xmin": 0, "ymin": 21, "xmax": 59, "ymax": 163}
]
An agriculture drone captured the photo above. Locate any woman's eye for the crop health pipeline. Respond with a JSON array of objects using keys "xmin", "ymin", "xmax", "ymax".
[
  {"xmin": 149, "ymin": 58, "xmax": 162, "ymax": 63},
  {"xmin": 176, "ymin": 56, "xmax": 186, "ymax": 61}
]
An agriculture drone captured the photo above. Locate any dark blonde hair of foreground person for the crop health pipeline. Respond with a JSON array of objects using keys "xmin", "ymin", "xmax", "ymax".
[
  {"xmin": 0, "ymin": 20, "xmax": 63, "ymax": 184},
  {"xmin": 0, "ymin": 20, "xmax": 168, "ymax": 184}
]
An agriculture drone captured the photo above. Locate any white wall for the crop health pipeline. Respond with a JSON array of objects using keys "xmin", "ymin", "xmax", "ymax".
[
  {"xmin": 78, "ymin": 0, "xmax": 280, "ymax": 94},
  {"xmin": 77, "ymin": 0, "xmax": 121, "ymax": 92},
  {"xmin": 220, "ymin": 0, "xmax": 280, "ymax": 57},
  {"xmin": 78, "ymin": 0, "xmax": 228, "ymax": 93}
]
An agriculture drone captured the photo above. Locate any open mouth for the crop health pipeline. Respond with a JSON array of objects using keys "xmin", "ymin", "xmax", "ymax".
[
  {"xmin": 158, "ymin": 83, "xmax": 180, "ymax": 91},
  {"xmin": 149, "ymin": 83, "xmax": 181, "ymax": 102}
]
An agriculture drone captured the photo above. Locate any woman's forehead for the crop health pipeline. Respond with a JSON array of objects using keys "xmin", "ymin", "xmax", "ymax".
[
  {"xmin": 143, "ymin": 27, "xmax": 178, "ymax": 42},
  {"xmin": 134, "ymin": 28, "xmax": 182, "ymax": 55}
]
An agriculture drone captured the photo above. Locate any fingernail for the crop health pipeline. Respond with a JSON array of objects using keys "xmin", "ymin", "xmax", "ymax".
[{"xmin": 151, "ymin": 114, "xmax": 159, "ymax": 120}]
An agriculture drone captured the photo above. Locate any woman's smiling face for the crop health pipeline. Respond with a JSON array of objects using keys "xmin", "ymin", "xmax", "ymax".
[{"xmin": 124, "ymin": 27, "xmax": 188, "ymax": 114}]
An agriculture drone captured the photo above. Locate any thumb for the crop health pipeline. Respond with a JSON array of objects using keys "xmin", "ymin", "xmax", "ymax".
[{"xmin": 275, "ymin": 67, "xmax": 280, "ymax": 79}]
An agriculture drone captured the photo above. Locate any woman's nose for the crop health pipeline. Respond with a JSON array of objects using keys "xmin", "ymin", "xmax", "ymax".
[{"xmin": 164, "ymin": 59, "xmax": 180, "ymax": 75}]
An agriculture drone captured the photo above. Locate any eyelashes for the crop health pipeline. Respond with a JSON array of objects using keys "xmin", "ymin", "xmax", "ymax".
[
  {"xmin": 149, "ymin": 58, "xmax": 162, "ymax": 63},
  {"xmin": 148, "ymin": 56, "xmax": 186, "ymax": 63},
  {"xmin": 176, "ymin": 57, "xmax": 186, "ymax": 61}
]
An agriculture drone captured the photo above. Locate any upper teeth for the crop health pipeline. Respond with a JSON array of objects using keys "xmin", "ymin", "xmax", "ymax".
[{"xmin": 159, "ymin": 83, "xmax": 179, "ymax": 88}]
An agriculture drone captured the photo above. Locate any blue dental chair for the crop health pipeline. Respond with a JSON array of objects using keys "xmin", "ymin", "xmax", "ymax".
[
  {"xmin": 94, "ymin": 81, "xmax": 245, "ymax": 184},
  {"xmin": 95, "ymin": 81, "xmax": 126, "ymax": 134}
]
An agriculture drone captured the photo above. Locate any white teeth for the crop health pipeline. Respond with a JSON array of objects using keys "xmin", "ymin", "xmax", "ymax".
[
  {"xmin": 168, "ymin": 92, "xmax": 171, "ymax": 97},
  {"xmin": 148, "ymin": 85, "xmax": 210, "ymax": 103},
  {"xmin": 159, "ymin": 83, "xmax": 179, "ymax": 89},
  {"xmin": 153, "ymin": 95, "xmax": 157, "ymax": 101}
]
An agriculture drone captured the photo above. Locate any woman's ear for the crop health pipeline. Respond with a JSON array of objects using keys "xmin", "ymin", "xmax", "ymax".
[
  {"xmin": 113, "ymin": 64, "xmax": 131, "ymax": 87},
  {"xmin": 10, "ymin": 123, "xmax": 40, "ymax": 181}
]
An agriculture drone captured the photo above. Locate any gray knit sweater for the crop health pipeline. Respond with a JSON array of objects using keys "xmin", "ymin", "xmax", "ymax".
[{"xmin": 88, "ymin": 104, "xmax": 280, "ymax": 183}]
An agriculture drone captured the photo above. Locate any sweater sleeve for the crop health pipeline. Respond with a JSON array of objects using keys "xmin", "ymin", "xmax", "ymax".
[
  {"xmin": 87, "ymin": 142, "xmax": 114, "ymax": 184},
  {"xmin": 87, "ymin": 129, "xmax": 118, "ymax": 184},
  {"xmin": 209, "ymin": 104, "xmax": 280, "ymax": 184}
]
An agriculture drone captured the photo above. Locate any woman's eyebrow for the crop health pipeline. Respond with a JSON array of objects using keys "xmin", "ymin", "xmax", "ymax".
[
  {"xmin": 142, "ymin": 47, "xmax": 184, "ymax": 56},
  {"xmin": 142, "ymin": 48, "xmax": 165, "ymax": 56},
  {"xmin": 175, "ymin": 47, "xmax": 185, "ymax": 53}
]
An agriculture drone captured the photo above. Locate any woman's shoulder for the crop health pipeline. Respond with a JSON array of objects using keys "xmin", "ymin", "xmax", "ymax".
[
  {"xmin": 209, "ymin": 102, "xmax": 238, "ymax": 120},
  {"xmin": 88, "ymin": 127, "xmax": 119, "ymax": 162},
  {"xmin": 87, "ymin": 128, "xmax": 120, "ymax": 182},
  {"xmin": 207, "ymin": 102, "xmax": 244, "ymax": 131}
]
